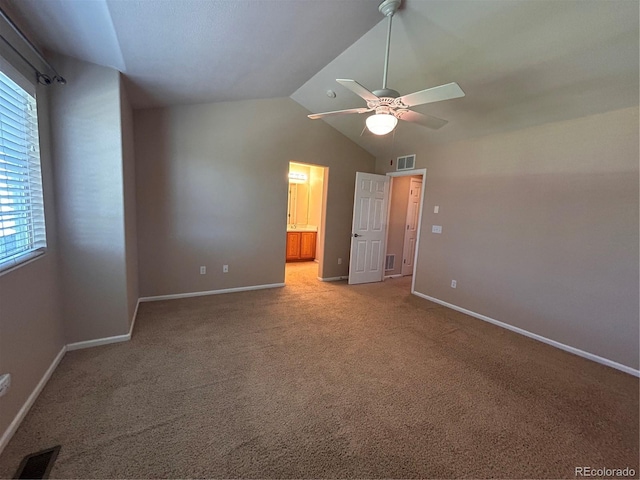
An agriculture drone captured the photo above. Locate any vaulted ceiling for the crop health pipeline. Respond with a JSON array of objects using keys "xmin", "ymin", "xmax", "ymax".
[
  {"xmin": 4, "ymin": 0, "xmax": 639, "ymax": 157},
  {"xmin": 3, "ymin": 0, "xmax": 383, "ymax": 107}
]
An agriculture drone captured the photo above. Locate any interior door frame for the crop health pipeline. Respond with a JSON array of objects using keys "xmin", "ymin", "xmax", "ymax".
[
  {"xmin": 384, "ymin": 168, "xmax": 427, "ymax": 294},
  {"xmin": 401, "ymin": 177, "xmax": 423, "ymax": 276},
  {"xmin": 284, "ymin": 161, "xmax": 329, "ymax": 283}
]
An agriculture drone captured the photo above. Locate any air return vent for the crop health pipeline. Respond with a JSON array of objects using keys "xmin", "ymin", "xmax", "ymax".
[
  {"xmin": 396, "ymin": 154, "xmax": 416, "ymax": 171},
  {"xmin": 385, "ymin": 254, "xmax": 395, "ymax": 271},
  {"xmin": 15, "ymin": 446, "xmax": 60, "ymax": 479}
]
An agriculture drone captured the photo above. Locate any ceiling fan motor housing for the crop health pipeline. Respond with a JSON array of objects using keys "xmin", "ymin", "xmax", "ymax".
[
  {"xmin": 307, "ymin": 0, "xmax": 463, "ymax": 132},
  {"xmin": 368, "ymin": 88, "xmax": 408, "ymax": 111},
  {"xmin": 372, "ymin": 88, "xmax": 400, "ymax": 98},
  {"xmin": 378, "ymin": 0, "xmax": 401, "ymax": 17}
]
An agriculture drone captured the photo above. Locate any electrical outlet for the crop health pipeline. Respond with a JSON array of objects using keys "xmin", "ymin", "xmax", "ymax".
[
  {"xmin": 337, "ymin": 258, "xmax": 342, "ymax": 265},
  {"xmin": 432, "ymin": 225, "xmax": 442, "ymax": 234},
  {"xmin": 199, "ymin": 266, "xmax": 206, "ymax": 275},
  {"xmin": 0, "ymin": 373, "xmax": 11, "ymax": 397},
  {"xmin": 451, "ymin": 280, "xmax": 457, "ymax": 288},
  {"xmin": 223, "ymin": 265, "xmax": 229, "ymax": 273}
]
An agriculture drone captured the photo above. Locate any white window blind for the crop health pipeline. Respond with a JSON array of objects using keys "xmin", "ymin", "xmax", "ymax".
[{"xmin": 0, "ymin": 70, "xmax": 46, "ymax": 272}]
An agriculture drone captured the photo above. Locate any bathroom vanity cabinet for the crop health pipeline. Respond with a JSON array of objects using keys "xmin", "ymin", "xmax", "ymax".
[{"xmin": 286, "ymin": 231, "xmax": 316, "ymax": 261}]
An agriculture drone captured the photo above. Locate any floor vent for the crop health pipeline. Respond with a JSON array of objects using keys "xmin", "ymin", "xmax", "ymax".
[
  {"xmin": 15, "ymin": 446, "xmax": 60, "ymax": 479},
  {"xmin": 385, "ymin": 254, "xmax": 395, "ymax": 271}
]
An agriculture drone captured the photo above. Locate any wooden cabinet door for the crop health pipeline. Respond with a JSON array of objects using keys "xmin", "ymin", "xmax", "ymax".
[
  {"xmin": 286, "ymin": 232, "xmax": 301, "ymax": 261},
  {"xmin": 300, "ymin": 232, "xmax": 316, "ymax": 260}
]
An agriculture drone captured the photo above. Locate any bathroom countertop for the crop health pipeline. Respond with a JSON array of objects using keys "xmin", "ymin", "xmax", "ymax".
[{"xmin": 287, "ymin": 225, "xmax": 317, "ymax": 232}]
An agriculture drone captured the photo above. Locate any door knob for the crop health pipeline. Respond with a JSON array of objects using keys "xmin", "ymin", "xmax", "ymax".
[{"xmin": 353, "ymin": 233, "xmax": 362, "ymax": 237}]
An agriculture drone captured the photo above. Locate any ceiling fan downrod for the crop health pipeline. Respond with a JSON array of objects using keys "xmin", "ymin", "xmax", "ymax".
[
  {"xmin": 306, "ymin": 0, "xmax": 464, "ymax": 134},
  {"xmin": 379, "ymin": 0, "xmax": 401, "ymax": 91}
]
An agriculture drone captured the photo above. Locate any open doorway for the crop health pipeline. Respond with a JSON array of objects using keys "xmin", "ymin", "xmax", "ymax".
[
  {"xmin": 384, "ymin": 170, "xmax": 426, "ymax": 288},
  {"xmin": 284, "ymin": 162, "xmax": 328, "ymax": 284},
  {"xmin": 347, "ymin": 169, "xmax": 426, "ymax": 288}
]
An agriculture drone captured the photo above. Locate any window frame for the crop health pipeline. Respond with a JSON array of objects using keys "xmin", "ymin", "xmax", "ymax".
[{"xmin": 0, "ymin": 56, "xmax": 47, "ymax": 275}]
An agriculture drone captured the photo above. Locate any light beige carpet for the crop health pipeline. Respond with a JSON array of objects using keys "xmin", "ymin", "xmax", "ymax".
[{"xmin": 0, "ymin": 262, "xmax": 637, "ymax": 479}]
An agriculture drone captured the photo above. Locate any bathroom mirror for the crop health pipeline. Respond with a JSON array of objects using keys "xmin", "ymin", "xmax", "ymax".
[{"xmin": 287, "ymin": 183, "xmax": 309, "ymax": 226}]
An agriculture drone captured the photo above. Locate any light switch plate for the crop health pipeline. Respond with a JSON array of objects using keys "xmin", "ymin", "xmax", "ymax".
[
  {"xmin": 432, "ymin": 225, "xmax": 442, "ymax": 234},
  {"xmin": 434, "ymin": 206, "xmax": 439, "ymax": 213}
]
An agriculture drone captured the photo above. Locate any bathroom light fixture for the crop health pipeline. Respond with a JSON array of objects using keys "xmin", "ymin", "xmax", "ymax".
[
  {"xmin": 366, "ymin": 112, "xmax": 398, "ymax": 135},
  {"xmin": 288, "ymin": 172, "xmax": 308, "ymax": 183}
]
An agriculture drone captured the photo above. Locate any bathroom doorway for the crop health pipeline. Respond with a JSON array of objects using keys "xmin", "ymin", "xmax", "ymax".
[
  {"xmin": 383, "ymin": 170, "xmax": 425, "ymax": 290},
  {"xmin": 285, "ymin": 162, "xmax": 328, "ymax": 284}
]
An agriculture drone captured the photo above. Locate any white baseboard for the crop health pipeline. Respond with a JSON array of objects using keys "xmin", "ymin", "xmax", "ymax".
[
  {"xmin": 0, "ymin": 345, "xmax": 67, "ymax": 455},
  {"xmin": 139, "ymin": 282, "xmax": 285, "ymax": 302},
  {"xmin": 384, "ymin": 274, "xmax": 403, "ymax": 279},
  {"xmin": 129, "ymin": 298, "xmax": 140, "ymax": 336},
  {"xmin": 66, "ymin": 332, "xmax": 131, "ymax": 351},
  {"xmin": 412, "ymin": 290, "xmax": 640, "ymax": 377},
  {"xmin": 318, "ymin": 276, "xmax": 348, "ymax": 282},
  {"xmin": 44, "ymin": 283, "xmax": 285, "ymax": 354},
  {"xmin": 0, "ymin": 299, "xmax": 144, "ymax": 455},
  {"xmin": 67, "ymin": 298, "xmax": 140, "ymax": 351}
]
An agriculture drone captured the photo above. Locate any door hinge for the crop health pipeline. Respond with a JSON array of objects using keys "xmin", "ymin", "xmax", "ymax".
[
  {"xmin": 403, "ymin": 259, "xmax": 406, "ymax": 264},
  {"xmin": 407, "ymin": 225, "xmax": 409, "ymax": 230}
]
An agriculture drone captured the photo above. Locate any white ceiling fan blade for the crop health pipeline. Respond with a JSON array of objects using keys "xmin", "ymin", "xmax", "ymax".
[
  {"xmin": 308, "ymin": 107, "xmax": 372, "ymax": 120},
  {"xmin": 336, "ymin": 79, "xmax": 379, "ymax": 102},
  {"xmin": 399, "ymin": 82, "xmax": 465, "ymax": 107},
  {"xmin": 397, "ymin": 110, "xmax": 448, "ymax": 129}
]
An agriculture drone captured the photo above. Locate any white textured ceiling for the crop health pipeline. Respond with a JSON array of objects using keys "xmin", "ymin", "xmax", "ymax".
[
  {"xmin": 5, "ymin": 0, "xmax": 383, "ymax": 107},
  {"xmin": 3, "ymin": 0, "xmax": 639, "ymax": 157}
]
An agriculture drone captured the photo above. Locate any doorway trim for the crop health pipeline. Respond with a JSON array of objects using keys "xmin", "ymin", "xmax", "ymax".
[
  {"xmin": 384, "ymin": 168, "xmax": 427, "ymax": 294},
  {"xmin": 402, "ymin": 177, "xmax": 423, "ymax": 276},
  {"xmin": 284, "ymin": 162, "xmax": 329, "ymax": 284}
]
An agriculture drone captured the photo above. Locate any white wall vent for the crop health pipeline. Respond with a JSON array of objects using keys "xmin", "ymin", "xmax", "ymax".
[
  {"xmin": 396, "ymin": 154, "xmax": 416, "ymax": 171},
  {"xmin": 385, "ymin": 254, "xmax": 395, "ymax": 271}
]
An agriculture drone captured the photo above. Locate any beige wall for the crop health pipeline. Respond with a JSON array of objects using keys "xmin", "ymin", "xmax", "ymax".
[
  {"xmin": 0, "ymin": 90, "xmax": 65, "ymax": 444},
  {"xmin": 0, "ymin": 44, "xmax": 65, "ymax": 441},
  {"xmin": 386, "ymin": 176, "xmax": 411, "ymax": 276},
  {"xmin": 376, "ymin": 106, "xmax": 639, "ymax": 370},
  {"xmin": 50, "ymin": 54, "xmax": 131, "ymax": 342},
  {"xmin": 134, "ymin": 97, "xmax": 375, "ymax": 296},
  {"xmin": 120, "ymin": 76, "xmax": 139, "ymax": 326},
  {"xmin": 308, "ymin": 166, "xmax": 324, "ymax": 229},
  {"xmin": 1, "ymin": 54, "xmax": 138, "ymax": 449}
]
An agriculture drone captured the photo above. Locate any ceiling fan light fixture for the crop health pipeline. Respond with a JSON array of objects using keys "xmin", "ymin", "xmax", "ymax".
[
  {"xmin": 306, "ymin": 0, "xmax": 464, "ymax": 132},
  {"xmin": 366, "ymin": 113, "xmax": 398, "ymax": 135}
]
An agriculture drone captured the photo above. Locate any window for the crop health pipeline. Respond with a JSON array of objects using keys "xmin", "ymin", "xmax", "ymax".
[{"xmin": 0, "ymin": 69, "xmax": 45, "ymax": 272}]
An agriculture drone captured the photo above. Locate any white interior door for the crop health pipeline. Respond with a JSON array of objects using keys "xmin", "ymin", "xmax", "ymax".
[
  {"xmin": 349, "ymin": 172, "xmax": 390, "ymax": 285},
  {"xmin": 402, "ymin": 178, "xmax": 422, "ymax": 276}
]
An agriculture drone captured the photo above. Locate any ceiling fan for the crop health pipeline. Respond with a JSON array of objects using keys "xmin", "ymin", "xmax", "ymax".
[{"xmin": 308, "ymin": 0, "xmax": 465, "ymax": 136}]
